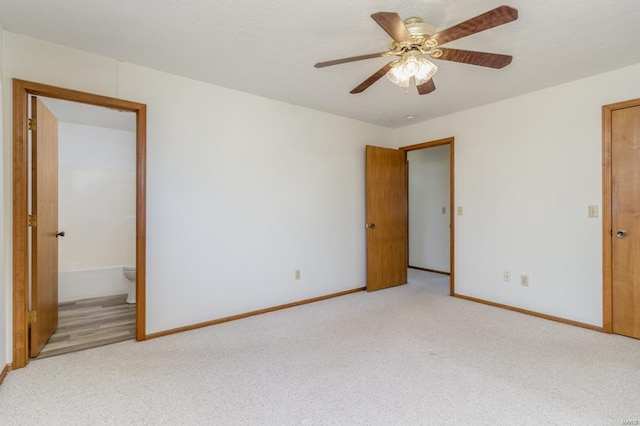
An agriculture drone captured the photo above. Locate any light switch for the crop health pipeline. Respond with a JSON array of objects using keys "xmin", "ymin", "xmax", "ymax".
[
  {"xmin": 457, "ymin": 206, "xmax": 464, "ymax": 216},
  {"xmin": 442, "ymin": 207, "xmax": 447, "ymax": 214},
  {"xmin": 588, "ymin": 205, "xmax": 599, "ymax": 218}
]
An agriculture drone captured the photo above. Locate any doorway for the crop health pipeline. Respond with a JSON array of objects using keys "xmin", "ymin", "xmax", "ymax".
[
  {"xmin": 406, "ymin": 145, "xmax": 451, "ymax": 274},
  {"xmin": 36, "ymin": 97, "xmax": 137, "ymax": 358},
  {"xmin": 400, "ymin": 138, "xmax": 455, "ymax": 295},
  {"xmin": 12, "ymin": 79, "xmax": 147, "ymax": 369},
  {"xmin": 602, "ymin": 97, "xmax": 640, "ymax": 339},
  {"xmin": 364, "ymin": 138, "xmax": 454, "ymax": 294}
]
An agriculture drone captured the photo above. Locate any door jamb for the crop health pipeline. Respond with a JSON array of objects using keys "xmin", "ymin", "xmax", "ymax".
[
  {"xmin": 602, "ymin": 97, "xmax": 640, "ymax": 334},
  {"xmin": 400, "ymin": 137, "xmax": 455, "ymax": 296},
  {"xmin": 12, "ymin": 79, "xmax": 148, "ymax": 369}
]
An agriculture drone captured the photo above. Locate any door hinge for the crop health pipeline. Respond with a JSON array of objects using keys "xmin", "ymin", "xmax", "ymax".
[
  {"xmin": 28, "ymin": 214, "xmax": 37, "ymax": 227},
  {"xmin": 28, "ymin": 311, "xmax": 37, "ymax": 325},
  {"xmin": 28, "ymin": 118, "xmax": 36, "ymax": 131}
]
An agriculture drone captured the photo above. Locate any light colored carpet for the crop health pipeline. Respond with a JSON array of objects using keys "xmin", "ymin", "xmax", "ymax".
[{"xmin": 1, "ymin": 270, "xmax": 638, "ymax": 425}]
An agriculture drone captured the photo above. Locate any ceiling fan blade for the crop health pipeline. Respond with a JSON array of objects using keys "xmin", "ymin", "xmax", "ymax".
[
  {"xmin": 315, "ymin": 52, "xmax": 389, "ymax": 68},
  {"xmin": 435, "ymin": 48, "xmax": 512, "ymax": 69},
  {"xmin": 429, "ymin": 6, "xmax": 518, "ymax": 46},
  {"xmin": 350, "ymin": 62, "xmax": 394, "ymax": 94},
  {"xmin": 416, "ymin": 79, "xmax": 436, "ymax": 95},
  {"xmin": 371, "ymin": 12, "xmax": 412, "ymax": 43}
]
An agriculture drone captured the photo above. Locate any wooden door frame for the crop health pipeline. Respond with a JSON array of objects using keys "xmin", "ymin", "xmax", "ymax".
[
  {"xmin": 400, "ymin": 137, "xmax": 455, "ymax": 296},
  {"xmin": 602, "ymin": 97, "xmax": 640, "ymax": 334},
  {"xmin": 12, "ymin": 79, "xmax": 147, "ymax": 369}
]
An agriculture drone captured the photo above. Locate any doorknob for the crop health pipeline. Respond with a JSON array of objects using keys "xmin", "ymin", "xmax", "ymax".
[
  {"xmin": 366, "ymin": 223, "xmax": 376, "ymax": 229},
  {"xmin": 616, "ymin": 230, "xmax": 627, "ymax": 238},
  {"xmin": 56, "ymin": 231, "xmax": 65, "ymax": 238}
]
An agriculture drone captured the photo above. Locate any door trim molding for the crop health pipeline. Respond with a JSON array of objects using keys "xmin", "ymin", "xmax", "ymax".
[
  {"xmin": 12, "ymin": 79, "xmax": 148, "ymax": 369},
  {"xmin": 602, "ymin": 97, "xmax": 640, "ymax": 334},
  {"xmin": 400, "ymin": 137, "xmax": 455, "ymax": 296},
  {"xmin": 0, "ymin": 364, "xmax": 10, "ymax": 386}
]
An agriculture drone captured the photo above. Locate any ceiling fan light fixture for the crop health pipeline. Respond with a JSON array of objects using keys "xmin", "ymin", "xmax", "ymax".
[
  {"xmin": 386, "ymin": 60, "xmax": 411, "ymax": 88},
  {"xmin": 317, "ymin": 6, "xmax": 518, "ymax": 95},
  {"xmin": 402, "ymin": 58, "xmax": 420, "ymax": 76},
  {"xmin": 413, "ymin": 58, "xmax": 437, "ymax": 86},
  {"xmin": 386, "ymin": 51, "xmax": 437, "ymax": 88}
]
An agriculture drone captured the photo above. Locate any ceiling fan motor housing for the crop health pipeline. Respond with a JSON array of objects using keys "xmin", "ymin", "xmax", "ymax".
[
  {"xmin": 404, "ymin": 17, "xmax": 436, "ymax": 37},
  {"xmin": 388, "ymin": 17, "xmax": 441, "ymax": 58}
]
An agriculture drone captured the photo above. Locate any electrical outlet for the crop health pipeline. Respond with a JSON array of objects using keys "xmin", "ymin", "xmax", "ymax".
[
  {"xmin": 295, "ymin": 270, "xmax": 301, "ymax": 280},
  {"xmin": 520, "ymin": 275, "xmax": 529, "ymax": 287},
  {"xmin": 503, "ymin": 271, "xmax": 511, "ymax": 282}
]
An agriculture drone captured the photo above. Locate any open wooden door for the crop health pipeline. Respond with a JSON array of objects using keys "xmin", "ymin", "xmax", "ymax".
[
  {"xmin": 365, "ymin": 145, "xmax": 408, "ymax": 291},
  {"xmin": 30, "ymin": 97, "xmax": 59, "ymax": 357}
]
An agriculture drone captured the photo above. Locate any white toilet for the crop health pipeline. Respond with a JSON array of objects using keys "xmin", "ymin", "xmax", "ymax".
[{"xmin": 122, "ymin": 266, "xmax": 136, "ymax": 304}]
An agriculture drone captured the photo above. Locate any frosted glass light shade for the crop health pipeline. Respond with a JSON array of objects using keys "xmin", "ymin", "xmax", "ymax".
[
  {"xmin": 386, "ymin": 51, "xmax": 438, "ymax": 88},
  {"xmin": 402, "ymin": 56, "xmax": 420, "ymax": 76},
  {"xmin": 413, "ymin": 58, "xmax": 437, "ymax": 86},
  {"xmin": 386, "ymin": 61, "xmax": 411, "ymax": 88}
]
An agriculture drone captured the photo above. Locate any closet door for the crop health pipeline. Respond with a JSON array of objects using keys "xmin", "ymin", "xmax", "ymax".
[{"xmin": 611, "ymin": 104, "xmax": 640, "ymax": 339}]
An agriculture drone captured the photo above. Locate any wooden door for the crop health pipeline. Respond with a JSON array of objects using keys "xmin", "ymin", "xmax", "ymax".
[
  {"xmin": 30, "ymin": 97, "xmax": 59, "ymax": 357},
  {"xmin": 611, "ymin": 105, "xmax": 640, "ymax": 339},
  {"xmin": 365, "ymin": 145, "xmax": 408, "ymax": 291}
]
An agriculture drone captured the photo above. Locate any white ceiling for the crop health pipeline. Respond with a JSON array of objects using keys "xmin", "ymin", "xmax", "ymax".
[{"xmin": 1, "ymin": 0, "xmax": 639, "ymax": 128}]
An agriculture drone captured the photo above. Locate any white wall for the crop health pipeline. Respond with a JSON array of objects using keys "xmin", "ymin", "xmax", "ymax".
[
  {"xmin": 393, "ymin": 62, "xmax": 640, "ymax": 326},
  {"xmin": 58, "ymin": 122, "xmax": 136, "ymax": 271},
  {"xmin": 408, "ymin": 145, "xmax": 450, "ymax": 272},
  {"xmin": 57, "ymin": 122, "xmax": 136, "ymax": 301},
  {"xmin": 2, "ymin": 32, "xmax": 393, "ymax": 352},
  {"xmin": 4, "ymin": 29, "xmax": 639, "ymax": 365},
  {"xmin": 0, "ymin": 25, "xmax": 6, "ymax": 368}
]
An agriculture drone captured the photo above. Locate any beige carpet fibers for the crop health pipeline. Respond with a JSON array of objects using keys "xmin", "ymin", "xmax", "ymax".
[{"xmin": 1, "ymin": 270, "xmax": 638, "ymax": 425}]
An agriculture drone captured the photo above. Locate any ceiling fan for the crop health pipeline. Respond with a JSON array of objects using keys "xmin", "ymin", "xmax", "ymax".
[{"xmin": 314, "ymin": 5, "xmax": 518, "ymax": 95}]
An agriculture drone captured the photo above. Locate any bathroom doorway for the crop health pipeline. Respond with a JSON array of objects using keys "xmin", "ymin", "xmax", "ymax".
[
  {"xmin": 35, "ymin": 97, "xmax": 137, "ymax": 358},
  {"xmin": 12, "ymin": 79, "xmax": 147, "ymax": 369}
]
